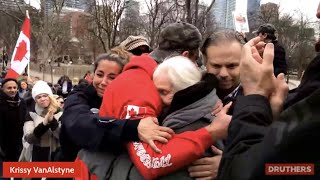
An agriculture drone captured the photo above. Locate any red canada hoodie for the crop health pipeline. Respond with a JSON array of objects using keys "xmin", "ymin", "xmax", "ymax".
[{"xmin": 79, "ymin": 54, "xmax": 213, "ymax": 180}]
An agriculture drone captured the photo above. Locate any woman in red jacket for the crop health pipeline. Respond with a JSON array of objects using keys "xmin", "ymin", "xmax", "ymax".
[{"xmin": 76, "ymin": 54, "xmax": 231, "ymax": 180}]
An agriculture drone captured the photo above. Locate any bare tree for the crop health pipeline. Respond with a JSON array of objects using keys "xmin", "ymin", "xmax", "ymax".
[
  {"xmin": 35, "ymin": 0, "xmax": 72, "ymax": 64},
  {"xmin": 89, "ymin": 0, "xmax": 126, "ymax": 51},
  {"xmin": 142, "ymin": 0, "xmax": 176, "ymax": 47},
  {"xmin": 118, "ymin": 0, "xmax": 143, "ymax": 41},
  {"xmin": 291, "ymin": 11, "xmax": 316, "ymax": 78},
  {"xmin": 0, "ymin": 0, "xmax": 29, "ymax": 58},
  {"xmin": 193, "ymin": 0, "xmax": 216, "ymax": 36},
  {"xmin": 259, "ymin": 2, "xmax": 280, "ymax": 24},
  {"xmin": 257, "ymin": 3, "xmax": 316, "ymax": 78},
  {"xmin": 185, "ymin": 0, "xmax": 191, "ymax": 23},
  {"xmin": 140, "ymin": 0, "xmax": 216, "ymax": 48}
]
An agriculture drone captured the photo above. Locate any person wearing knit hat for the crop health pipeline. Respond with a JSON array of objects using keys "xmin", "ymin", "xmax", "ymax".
[
  {"xmin": 1, "ymin": 78, "xmax": 18, "ymax": 97},
  {"xmin": 22, "ymin": 80, "xmax": 62, "ymax": 163},
  {"xmin": 32, "ymin": 80, "xmax": 53, "ymax": 100},
  {"xmin": 120, "ymin": 35, "xmax": 151, "ymax": 56},
  {"xmin": 0, "ymin": 77, "xmax": 27, "ymax": 162}
]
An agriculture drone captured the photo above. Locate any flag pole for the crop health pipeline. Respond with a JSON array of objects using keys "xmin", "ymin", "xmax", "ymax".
[{"xmin": 26, "ymin": 9, "xmax": 30, "ymax": 80}]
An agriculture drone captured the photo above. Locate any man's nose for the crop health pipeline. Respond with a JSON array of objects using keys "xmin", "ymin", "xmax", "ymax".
[{"xmin": 219, "ymin": 67, "xmax": 228, "ymax": 78}]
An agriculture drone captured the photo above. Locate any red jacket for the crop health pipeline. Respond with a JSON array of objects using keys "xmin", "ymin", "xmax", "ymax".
[{"xmin": 98, "ymin": 54, "xmax": 213, "ymax": 179}]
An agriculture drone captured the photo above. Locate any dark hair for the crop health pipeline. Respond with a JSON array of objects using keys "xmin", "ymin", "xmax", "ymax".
[
  {"xmin": 201, "ymin": 30, "xmax": 244, "ymax": 64},
  {"xmin": 129, "ymin": 45, "xmax": 151, "ymax": 56},
  {"xmin": 1, "ymin": 78, "xmax": 18, "ymax": 88},
  {"xmin": 1, "ymin": 71, "xmax": 6, "ymax": 78},
  {"xmin": 94, "ymin": 52, "xmax": 128, "ymax": 73},
  {"xmin": 261, "ymin": 32, "xmax": 277, "ymax": 41},
  {"xmin": 315, "ymin": 39, "xmax": 320, "ymax": 52},
  {"xmin": 78, "ymin": 79, "xmax": 89, "ymax": 85},
  {"xmin": 164, "ymin": 48, "xmax": 200, "ymax": 62},
  {"xmin": 18, "ymin": 79, "xmax": 28, "ymax": 92}
]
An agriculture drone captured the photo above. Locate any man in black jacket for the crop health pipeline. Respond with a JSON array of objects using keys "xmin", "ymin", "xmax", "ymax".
[
  {"xmin": 0, "ymin": 78, "xmax": 26, "ymax": 162},
  {"xmin": 254, "ymin": 23, "xmax": 287, "ymax": 76},
  {"xmin": 217, "ymin": 33, "xmax": 320, "ymax": 179}
]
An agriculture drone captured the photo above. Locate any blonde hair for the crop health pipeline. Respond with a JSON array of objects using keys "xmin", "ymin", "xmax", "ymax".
[
  {"xmin": 47, "ymin": 95, "xmax": 60, "ymax": 113},
  {"xmin": 110, "ymin": 46, "xmax": 132, "ymax": 63}
]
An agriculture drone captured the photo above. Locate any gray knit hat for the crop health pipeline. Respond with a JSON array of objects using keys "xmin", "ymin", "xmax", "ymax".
[{"xmin": 120, "ymin": 35, "xmax": 150, "ymax": 51}]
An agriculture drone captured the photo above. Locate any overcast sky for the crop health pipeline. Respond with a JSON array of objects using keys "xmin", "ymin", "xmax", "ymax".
[
  {"xmin": 261, "ymin": 0, "xmax": 319, "ymax": 21},
  {"xmin": 27, "ymin": 0, "xmax": 319, "ymax": 21}
]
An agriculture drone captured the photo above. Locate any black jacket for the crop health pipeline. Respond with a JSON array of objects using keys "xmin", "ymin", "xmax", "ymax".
[
  {"xmin": 58, "ymin": 85, "xmax": 140, "ymax": 161},
  {"xmin": 218, "ymin": 91, "xmax": 320, "ymax": 180},
  {"xmin": 284, "ymin": 53, "xmax": 320, "ymax": 110},
  {"xmin": 0, "ymin": 90, "xmax": 26, "ymax": 161},
  {"xmin": 273, "ymin": 40, "xmax": 287, "ymax": 76},
  {"xmin": 216, "ymin": 85, "xmax": 243, "ymax": 115}
]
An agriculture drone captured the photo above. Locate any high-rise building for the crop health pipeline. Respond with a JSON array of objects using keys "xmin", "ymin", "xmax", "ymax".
[
  {"xmin": 65, "ymin": 0, "xmax": 89, "ymax": 10},
  {"xmin": 125, "ymin": 0, "xmax": 140, "ymax": 18},
  {"xmin": 45, "ymin": 0, "xmax": 92, "ymax": 16},
  {"xmin": 226, "ymin": 0, "xmax": 236, "ymax": 29},
  {"xmin": 247, "ymin": 0, "xmax": 261, "ymax": 32},
  {"xmin": 45, "ymin": 0, "xmax": 90, "ymax": 14},
  {"xmin": 212, "ymin": 0, "xmax": 227, "ymax": 28},
  {"xmin": 213, "ymin": 0, "xmax": 236, "ymax": 29}
]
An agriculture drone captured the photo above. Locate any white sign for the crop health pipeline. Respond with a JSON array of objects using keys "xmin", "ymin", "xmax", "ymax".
[{"xmin": 233, "ymin": 11, "xmax": 250, "ymax": 33}]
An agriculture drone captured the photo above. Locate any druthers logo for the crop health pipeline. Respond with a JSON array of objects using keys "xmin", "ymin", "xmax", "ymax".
[
  {"xmin": 265, "ymin": 163, "xmax": 314, "ymax": 175},
  {"xmin": 121, "ymin": 105, "xmax": 147, "ymax": 119},
  {"xmin": 133, "ymin": 142, "xmax": 172, "ymax": 169}
]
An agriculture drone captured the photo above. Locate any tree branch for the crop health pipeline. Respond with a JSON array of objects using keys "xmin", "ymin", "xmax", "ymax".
[{"xmin": 0, "ymin": 9, "xmax": 23, "ymax": 22}]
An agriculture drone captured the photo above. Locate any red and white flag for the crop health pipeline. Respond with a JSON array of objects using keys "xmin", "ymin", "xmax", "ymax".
[
  {"xmin": 121, "ymin": 105, "xmax": 147, "ymax": 119},
  {"xmin": 5, "ymin": 12, "xmax": 30, "ymax": 79}
]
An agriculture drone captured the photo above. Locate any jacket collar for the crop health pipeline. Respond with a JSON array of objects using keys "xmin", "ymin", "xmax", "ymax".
[
  {"xmin": 0, "ymin": 89, "xmax": 21, "ymax": 107},
  {"xmin": 165, "ymin": 73, "xmax": 219, "ymax": 116}
]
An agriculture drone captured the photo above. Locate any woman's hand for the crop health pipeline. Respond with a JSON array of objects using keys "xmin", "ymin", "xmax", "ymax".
[
  {"xmin": 188, "ymin": 146, "xmax": 223, "ymax": 180},
  {"xmin": 138, "ymin": 117, "xmax": 175, "ymax": 153},
  {"xmin": 44, "ymin": 110, "xmax": 54, "ymax": 125}
]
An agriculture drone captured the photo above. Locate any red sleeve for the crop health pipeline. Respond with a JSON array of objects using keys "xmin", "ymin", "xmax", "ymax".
[
  {"xmin": 126, "ymin": 128, "xmax": 212, "ymax": 180},
  {"xmin": 99, "ymin": 86, "xmax": 114, "ymax": 117},
  {"xmin": 75, "ymin": 157, "xmax": 98, "ymax": 180}
]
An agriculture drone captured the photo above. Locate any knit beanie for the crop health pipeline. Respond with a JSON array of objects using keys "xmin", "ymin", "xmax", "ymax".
[
  {"xmin": 120, "ymin": 35, "xmax": 150, "ymax": 51},
  {"xmin": 32, "ymin": 80, "xmax": 53, "ymax": 100},
  {"xmin": 1, "ymin": 78, "xmax": 18, "ymax": 88}
]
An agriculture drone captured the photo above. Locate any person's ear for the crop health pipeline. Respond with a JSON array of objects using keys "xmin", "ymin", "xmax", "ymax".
[
  {"xmin": 263, "ymin": 33, "xmax": 268, "ymax": 39},
  {"xmin": 181, "ymin": 51, "xmax": 189, "ymax": 57}
]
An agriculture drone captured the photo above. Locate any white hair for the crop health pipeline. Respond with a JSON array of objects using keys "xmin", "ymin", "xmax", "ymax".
[{"xmin": 153, "ymin": 56, "xmax": 202, "ymax": 92}]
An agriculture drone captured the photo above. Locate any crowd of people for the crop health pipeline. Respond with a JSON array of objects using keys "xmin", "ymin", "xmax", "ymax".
[{"xmin": 0, "ymin": 3, "xmax": 320, "ymax": 180}]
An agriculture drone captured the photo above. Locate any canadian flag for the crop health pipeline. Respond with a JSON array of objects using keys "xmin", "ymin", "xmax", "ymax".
[
  {"xmin": 5, "ymin": 12, "xmax": 30, "ymax": 79},
  {"xmin": 121, "ymin": 105, "xmax": 147, "ymax": 119}
]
